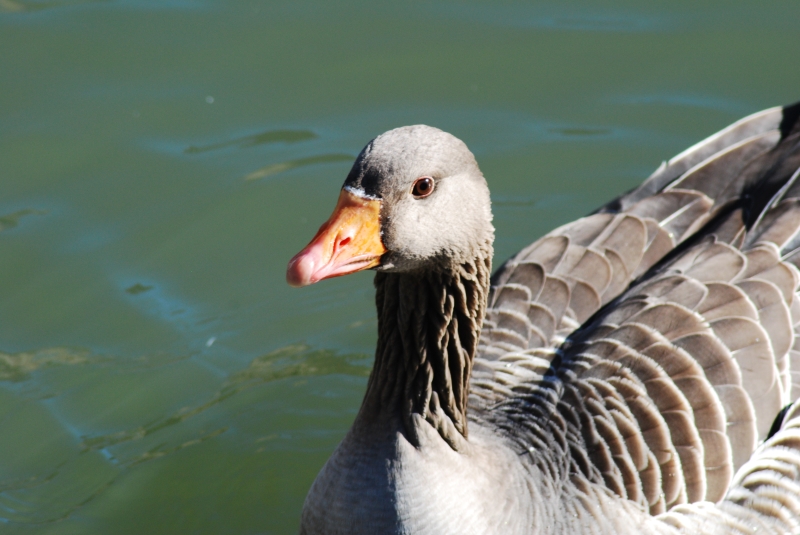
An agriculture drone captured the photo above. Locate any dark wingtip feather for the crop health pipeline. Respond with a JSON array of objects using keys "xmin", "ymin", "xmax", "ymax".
[
  {"xmin": 780, "ymin": 100, "xmax": 800, "ymax": 140},
  {"xmin": 766, "ymin": 402, "xmax": 793, "ymax": 440}
]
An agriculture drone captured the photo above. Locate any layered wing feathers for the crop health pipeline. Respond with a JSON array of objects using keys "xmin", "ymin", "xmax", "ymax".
[{"xmin": 471, "ymin": 101, "xmax": 800, "ymax": 532}]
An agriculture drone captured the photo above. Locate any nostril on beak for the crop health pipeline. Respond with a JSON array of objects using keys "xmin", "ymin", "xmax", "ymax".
[{"xmin": 331, "ymin": 235, "xmax": 351, "ymax": 256}]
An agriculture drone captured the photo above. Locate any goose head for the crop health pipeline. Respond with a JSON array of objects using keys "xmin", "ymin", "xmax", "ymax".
[{"xmin": 286, "ymin": 125, "xmax": 494, "ymax": 286}]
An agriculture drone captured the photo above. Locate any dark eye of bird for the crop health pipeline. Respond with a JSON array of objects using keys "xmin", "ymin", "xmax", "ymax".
[{"xmin": 411, "ymin": 176, "xmax": 435, "ymax": 198}]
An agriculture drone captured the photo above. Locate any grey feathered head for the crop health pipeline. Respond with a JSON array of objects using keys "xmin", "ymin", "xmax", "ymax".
[
  {"xmin": 345, "ymin": 125, "xmax": 494, "ymax": 272},
  {"xmin": 287, "ymin": 125, "xmax": 494, "ymax": 286}
]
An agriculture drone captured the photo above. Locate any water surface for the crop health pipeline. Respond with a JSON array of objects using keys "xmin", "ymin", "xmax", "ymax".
[{"xmin": 2, "ymin": 1, "xmax": 799, "ymax": 533}]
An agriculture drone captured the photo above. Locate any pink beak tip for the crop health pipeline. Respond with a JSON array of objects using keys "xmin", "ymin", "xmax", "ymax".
[{"xmin": 286, "ymin": 253, "xmax": 315, "ymax": 287}]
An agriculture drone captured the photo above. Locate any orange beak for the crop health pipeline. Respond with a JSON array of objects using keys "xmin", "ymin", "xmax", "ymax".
[{"xmin": 286, "ymin": 189, "xmax": 386, "ymax": 287}]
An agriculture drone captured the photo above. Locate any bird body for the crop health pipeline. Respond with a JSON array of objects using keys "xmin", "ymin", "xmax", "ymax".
[
  {"xmin": 288, "ymin": 102, "xmax": 800, "ymax": 534},
  {"xmin": 302, "ymin": 418, "xmax": 530, "ymax": 534}
]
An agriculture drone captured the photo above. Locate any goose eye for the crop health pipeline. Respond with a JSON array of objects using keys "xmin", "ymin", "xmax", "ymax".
[{"xmin": 411, "ymin": 177, "xmax": 435, "ymax": 198}]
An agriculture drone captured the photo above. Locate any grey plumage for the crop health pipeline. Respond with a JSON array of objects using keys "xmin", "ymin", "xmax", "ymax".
[{"xmin": 296, "ymin": 102, "xmax": 800, "ymax": 534}]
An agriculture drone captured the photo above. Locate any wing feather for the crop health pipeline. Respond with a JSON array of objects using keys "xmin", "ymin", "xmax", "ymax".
[{"xmin": 470, "ymin": 102, "xmax": 800, "ymax": 531}]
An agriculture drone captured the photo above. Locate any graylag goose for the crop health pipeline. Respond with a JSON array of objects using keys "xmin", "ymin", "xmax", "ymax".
[{"xmin": 286, "ymin": 101, "xmax": 800, "ymax": 535}]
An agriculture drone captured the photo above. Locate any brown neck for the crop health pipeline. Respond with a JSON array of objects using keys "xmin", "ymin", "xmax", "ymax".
[{"xmin": 357, "ymin": 246, "xmax": 492, "ymax": 449}]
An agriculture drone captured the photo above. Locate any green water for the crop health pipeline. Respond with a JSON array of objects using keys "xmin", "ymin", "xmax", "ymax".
[{"xmin": 1, "ymin": 1, "xmax": 799, "ymax": 532}]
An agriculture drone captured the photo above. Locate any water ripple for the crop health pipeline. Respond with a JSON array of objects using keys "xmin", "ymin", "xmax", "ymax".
[
  {"xmin": 184, "ymin": 129, "xmax": 317, "ymax": 155},
  {"xmin": 244, "ymin": 153, "xmax": 354, "ymax": 181},
  {"xmin": 76, "ymin": 344, "xmax": 368, "ymax": 462},
  {"xmin": 611, "ymin": 93, "xmax": 753, "ymax": 115},
  {"xmin": 0, "ymin": 208, "xmax": 45, "ymax": 233},
  {"xmin": 0, "ymin": 347, "xmax": 90, "ymax": 382},
  {"xmin": 0, "ymin": 0, "xmax": 104, "ymax": 14},
  {"xmin": 427, "ymin": 3, "xmax": 677, "ymax": 33}
]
